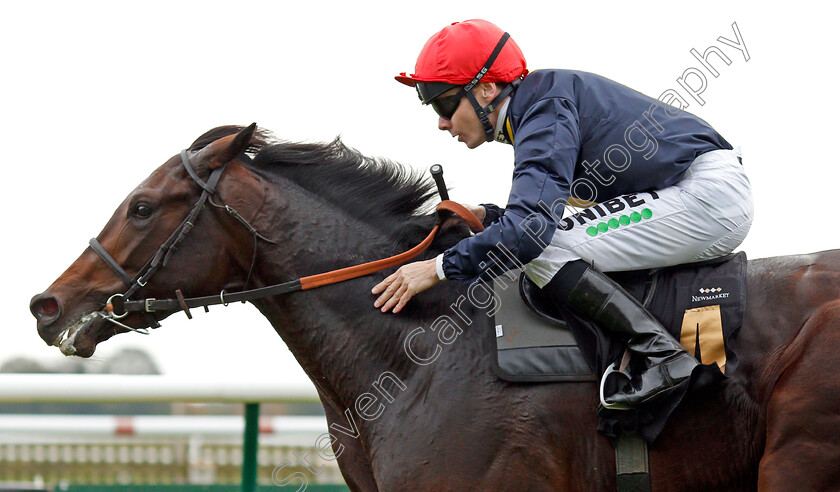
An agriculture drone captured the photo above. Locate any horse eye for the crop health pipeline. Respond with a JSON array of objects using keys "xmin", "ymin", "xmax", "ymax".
[{"xmin": 132, "ymin": 203, "xmax": 154, "ymax": 218}]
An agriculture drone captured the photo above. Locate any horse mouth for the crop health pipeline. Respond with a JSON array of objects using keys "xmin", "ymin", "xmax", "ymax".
[{"xmin": 51, "ymin": 311, "xmax": 107, "ymax": 358}]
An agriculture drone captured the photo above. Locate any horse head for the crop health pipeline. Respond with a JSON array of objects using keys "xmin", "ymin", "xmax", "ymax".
[{"xmin": 30, "ymin": 124, "xmax": 265, "ymax": 357}]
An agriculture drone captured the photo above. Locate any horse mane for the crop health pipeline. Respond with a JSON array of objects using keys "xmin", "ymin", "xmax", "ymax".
[{"xmin": 190, "ymin": 126, "xmax": 462, "ymax": 250}]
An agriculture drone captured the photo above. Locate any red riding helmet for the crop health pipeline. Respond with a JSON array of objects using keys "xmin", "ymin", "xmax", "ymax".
[
  {"xmin": 396, "ymin": 19, "xmax": 528, "ymax": 94},
  {"xmin": 396, "ymin": 19, "xmax": 528, "ymax": 141}
]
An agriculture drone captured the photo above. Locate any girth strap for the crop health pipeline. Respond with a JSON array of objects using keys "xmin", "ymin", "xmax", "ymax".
[{"xmin": 615, "ymin": 433, "xmax": 651, "ymax": 492}]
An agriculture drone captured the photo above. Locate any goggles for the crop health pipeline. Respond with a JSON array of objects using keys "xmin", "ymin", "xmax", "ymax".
[
  {"xmin": 429, "ymin": 89, "xmax": 465, "ymax": 119},
  {"xmin": 417, "ymin": 81, "xmax": 464, "ymax": 119}
]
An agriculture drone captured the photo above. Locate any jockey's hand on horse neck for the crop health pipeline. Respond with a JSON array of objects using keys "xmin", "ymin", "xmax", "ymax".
[
  {"xmin": 372, "ymin": 204, "xmax": 483, "ymax": 313},
  {"xmin": 372, "ymin": 259, "xmax": 440, "ymax": 314}
]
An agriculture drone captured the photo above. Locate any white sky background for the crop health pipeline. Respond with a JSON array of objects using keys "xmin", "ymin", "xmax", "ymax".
[{"xmin": 2, "ymin": 1, "xmax": 837, "ymax": 385}]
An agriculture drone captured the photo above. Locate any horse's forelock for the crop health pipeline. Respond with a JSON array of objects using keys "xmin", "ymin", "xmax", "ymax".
[{"xmin": 189, "ymin": 125, "xmax": 272, "ymax": 154}]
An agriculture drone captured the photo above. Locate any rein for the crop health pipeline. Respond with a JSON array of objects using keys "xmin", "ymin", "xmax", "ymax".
[{"xmin": 91, "ymin": 150, "xmax": 484, "ymax": 332}]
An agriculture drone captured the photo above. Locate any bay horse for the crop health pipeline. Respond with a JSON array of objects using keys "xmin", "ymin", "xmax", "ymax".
[{"xmin": 30, "ymin": 125, "xmax": 840, "ymax": 490}]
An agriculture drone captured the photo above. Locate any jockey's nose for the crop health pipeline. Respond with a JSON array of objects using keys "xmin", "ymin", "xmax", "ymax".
[{"xmin": 30, "ymin": 292, "xmax": 62, "ymax": 327}]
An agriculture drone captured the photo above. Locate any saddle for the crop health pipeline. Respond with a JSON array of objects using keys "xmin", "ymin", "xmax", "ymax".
[{"xmin": 490, "ymin": 252, "xmax": 748, "ymax": 384}]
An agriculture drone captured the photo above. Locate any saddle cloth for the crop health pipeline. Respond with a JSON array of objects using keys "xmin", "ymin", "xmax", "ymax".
[{"xmin": 489, "ymin": 252, "xmax": 747, "ymax": 383}]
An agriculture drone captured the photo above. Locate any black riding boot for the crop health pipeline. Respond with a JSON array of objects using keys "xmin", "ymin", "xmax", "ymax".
[{"xmin": 549, "ymin": 261, "xmax": 698, "ymax": 409}]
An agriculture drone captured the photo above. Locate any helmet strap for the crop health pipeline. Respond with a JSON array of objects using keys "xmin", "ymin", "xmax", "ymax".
[
  {"xmin": 465, "ymin": 77, "xmax": 522, "ymax": 142},
  {"xmin": 461, "ymin": 32, "xmax": 523, "ymax": 142}
]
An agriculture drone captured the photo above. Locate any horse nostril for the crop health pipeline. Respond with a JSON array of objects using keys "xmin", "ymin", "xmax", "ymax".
[
  {"xmin": 30, "ymin": 293, "xmax": 61, "ymax": 322},
  {"xmin": 40, "ymin": 298, "xmax": 59, "ymax": 315}
]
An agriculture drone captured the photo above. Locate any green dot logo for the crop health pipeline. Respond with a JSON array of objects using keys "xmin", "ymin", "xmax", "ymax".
[
  {"xmin": 641, "ymin": 208, "xmax": 653, "ymax": 219},
  {"xmin": 586, "ymin": 226, "xmax": 598, "ymax": 237},
  {"xmin": 619, "ymin": 215, "xmax": 631, "ymax": 226},
  {"xmin": 597, "ymin": 222, "xmax": 609, "ymax": 233},
  {"xmin": 608, "ymin": 218, "xmax": 619, "ymax": 229},
  {"xmin": 630, "ymin": 212, "xmax": 642, "ymax": 223}
]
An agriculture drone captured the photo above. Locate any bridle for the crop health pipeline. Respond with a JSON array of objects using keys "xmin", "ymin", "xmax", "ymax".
[
  {"xmin": 89, "ymin": 149, "xmax": 483, "ymax": 334},
  {"xmin": 89, "ymin": 149, "xmax": 244, "ymax": 333}
]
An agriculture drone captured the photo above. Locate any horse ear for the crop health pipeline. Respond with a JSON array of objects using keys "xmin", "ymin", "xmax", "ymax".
[{"xmin": 207, "ymin": 123, "xmax": 257, "ymax": 170}]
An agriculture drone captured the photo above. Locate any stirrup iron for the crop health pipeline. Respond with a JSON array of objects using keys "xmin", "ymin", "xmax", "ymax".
[{"xmin": 600, "ymin": 360, "xmax": 633, "ymax": 411}]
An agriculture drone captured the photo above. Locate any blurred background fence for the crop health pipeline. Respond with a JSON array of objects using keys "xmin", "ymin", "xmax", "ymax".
[{"xmin": 0, "ymin": 374, "xmax": 348, "ymax": 491}]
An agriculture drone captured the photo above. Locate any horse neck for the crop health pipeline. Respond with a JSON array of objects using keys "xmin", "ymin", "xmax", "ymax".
[{"xmin": 245, "ymin": 183, "xmax": 443, "ymax": 410}]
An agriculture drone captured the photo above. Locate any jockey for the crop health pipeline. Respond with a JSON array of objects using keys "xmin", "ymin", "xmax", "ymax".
[{"xmin": 373, "ymin": 19, "xmax": 753, "ymax": 409}]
